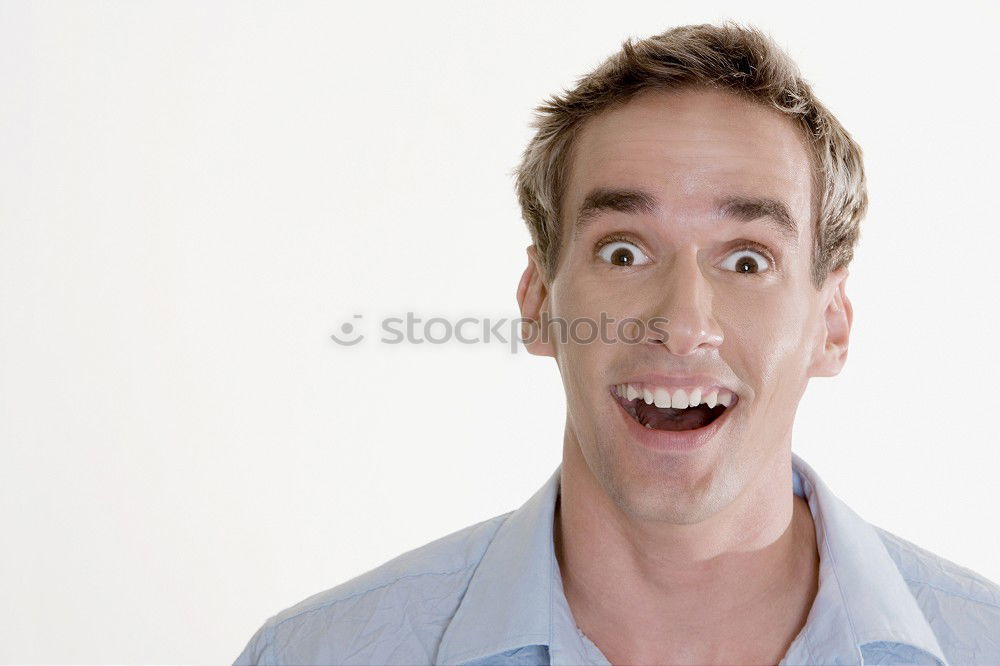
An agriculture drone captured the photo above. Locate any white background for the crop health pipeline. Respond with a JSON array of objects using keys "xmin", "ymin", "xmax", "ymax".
[{"xmin": 2, "ymin": 1, "xmax": 998, "ymax": 663}]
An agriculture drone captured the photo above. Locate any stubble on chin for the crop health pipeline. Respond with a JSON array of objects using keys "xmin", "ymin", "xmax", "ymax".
[{"xmin": 582, "ymin": 432, "xmax": 743, "ymax": 526}]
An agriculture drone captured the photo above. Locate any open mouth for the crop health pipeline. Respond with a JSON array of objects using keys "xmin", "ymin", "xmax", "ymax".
[{"xmin": 611, "ymin": 384, "xmax": 737, "ymax": 432}]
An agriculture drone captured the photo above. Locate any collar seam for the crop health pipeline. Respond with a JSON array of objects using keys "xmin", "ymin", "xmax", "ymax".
[{"xmin": 442, "ymin": 635, "xmax": 551, "ymax": 665}]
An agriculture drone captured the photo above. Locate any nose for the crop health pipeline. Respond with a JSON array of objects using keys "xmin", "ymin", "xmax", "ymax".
[{"xmin": 646, "ymin": 251, "xmax": 724, "ymax": 355}]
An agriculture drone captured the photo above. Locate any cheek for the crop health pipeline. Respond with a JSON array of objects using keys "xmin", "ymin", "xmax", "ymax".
[
  {"xmin": 550, "ymin": 271, "xmax": 623, "ymax": 320},
  {"xmin": 548, "ymin": 276, "xmax": 631, "ymax": 401},
  {"xmin": 717, "ymin": 289, "xmax": 812, "ymax": 389}
]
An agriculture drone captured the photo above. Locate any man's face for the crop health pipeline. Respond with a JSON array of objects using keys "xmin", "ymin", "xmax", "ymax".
[{"xmin": 537, "ymin": 87, "xmax": 848, "ymax": 524}]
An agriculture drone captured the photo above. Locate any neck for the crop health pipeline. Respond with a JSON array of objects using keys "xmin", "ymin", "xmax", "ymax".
[{"xmin": 555, "ymin": 432, "xmax": 819, "ymax": 665}]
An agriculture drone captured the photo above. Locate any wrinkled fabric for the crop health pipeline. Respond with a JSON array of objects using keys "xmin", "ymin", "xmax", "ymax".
[{"xmin": 235, "ymin": 453, "xmax": 1000, "ymax": 665}]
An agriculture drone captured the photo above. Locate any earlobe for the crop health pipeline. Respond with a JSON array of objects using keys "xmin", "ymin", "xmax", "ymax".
[
  {"xmin": 809, "ymin": 267, "xmax": 853, "ymax": 378},
  {"xmin": 516, "ymin": 245, "xmax": 556, "ymax": 357}
]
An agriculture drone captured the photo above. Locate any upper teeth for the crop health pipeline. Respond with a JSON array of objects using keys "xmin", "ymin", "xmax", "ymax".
[{"xmin": 615, "ymin": 383, "xmax": 734, "ymax": 409}]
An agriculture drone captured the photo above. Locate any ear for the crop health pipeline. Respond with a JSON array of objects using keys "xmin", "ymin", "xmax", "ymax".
[
  {"xmin": 516, "ymin": 245, "xmax": 556, "ymax": 357},
  {"xmin": 808, "ymin": 266, "xmax": 853, "ymax": 378}
]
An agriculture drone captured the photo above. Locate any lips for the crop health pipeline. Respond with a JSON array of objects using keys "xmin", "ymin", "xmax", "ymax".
[{"xmin": 608, "ymin": 383, "xmax": 739, "ymax": 453}]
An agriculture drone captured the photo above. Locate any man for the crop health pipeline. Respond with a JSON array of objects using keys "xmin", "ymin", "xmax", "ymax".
[{"xmin": 236, "ymin": 23, "xmax": 1000, "ymax": 665}]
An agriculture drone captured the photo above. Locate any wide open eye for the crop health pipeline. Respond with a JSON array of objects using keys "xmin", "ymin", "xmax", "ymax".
[
  {"xmin": 597, "ymin": 240, "xmax": 651, "ymax": 267},
  {"xmin": 720, "ymin": 248, "xmax": 771, "ymax": 274}
]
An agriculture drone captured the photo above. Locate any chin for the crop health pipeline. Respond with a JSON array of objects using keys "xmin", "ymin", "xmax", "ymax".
[{"xmin": 571, "ymin": 429, "xmax": 722, "ymax": 524}]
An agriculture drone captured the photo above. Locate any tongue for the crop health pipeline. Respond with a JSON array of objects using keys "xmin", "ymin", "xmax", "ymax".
[{"xmin": 635, "ymin": 402, "xmax": 717, "ymax": 431}]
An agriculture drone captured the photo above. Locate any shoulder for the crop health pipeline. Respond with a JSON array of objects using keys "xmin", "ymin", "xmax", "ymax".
[
  {"xmin": 874, "ymin": 525, "xmax": 1000, "ymax": 663},
  {"xmin": 234, "ymin": 511, "xmax": 512, "ymax": 666}
]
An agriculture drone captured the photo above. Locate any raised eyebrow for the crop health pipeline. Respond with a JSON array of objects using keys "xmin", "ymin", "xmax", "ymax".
[
  {"xmin": 573, "ymin": 187, "xmax": 657, "ymax": 239},
  {"xmin": 572, "ymin": 189, "xmax": 799, "ymax": 242},
  {"xmin": 716, "ymin": 196, "xmax": 799, "ymax": 242}
]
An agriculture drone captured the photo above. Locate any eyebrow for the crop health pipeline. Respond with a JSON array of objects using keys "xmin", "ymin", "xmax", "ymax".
[
  {"xmin": 574, "ymin": 188, "xmax": 657, "ymax": 238},
  {"xmin": 717, "ymin": 195, "xmax": 798, "ymax": 241},
  {"xmin": 573, "ymin": 187, "xmax": 799, "ymax": 242}
]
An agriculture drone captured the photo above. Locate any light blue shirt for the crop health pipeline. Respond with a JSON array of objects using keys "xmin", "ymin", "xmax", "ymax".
[{"xmin": 235, "ymin": 454, "xmax": 1000, "ymax": 665}]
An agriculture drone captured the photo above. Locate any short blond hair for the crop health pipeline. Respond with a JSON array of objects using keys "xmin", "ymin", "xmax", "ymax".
[{"xmin": 514, "ymin": 22, "xmax": 867, "ymax": 288}]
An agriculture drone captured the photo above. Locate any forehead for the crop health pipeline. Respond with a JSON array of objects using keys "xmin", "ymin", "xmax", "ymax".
[{"xmin": 563, "ymin": 87, "xmax": 814, "ymax": 233}]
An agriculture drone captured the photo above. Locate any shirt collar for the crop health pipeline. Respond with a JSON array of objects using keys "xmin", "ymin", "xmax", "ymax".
[
  {"xmin": 436, "ymin": 456, "xmax": 948, "ymax": 666},
  {"xmin": 436, "ymin": 466, "xmax": 569, "ymax": 665},
  {"xmin": 785, "ymin": 452, "xmax": 947, "ymax": 666}
]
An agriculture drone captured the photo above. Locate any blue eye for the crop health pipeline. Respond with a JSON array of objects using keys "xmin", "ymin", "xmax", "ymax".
[
  {"xmin": 597, "ymin": 241, "xmax": 651, "ymax": 267},
  {"xmin": 720, "ymin": 248, "xmax": 771, "ymax": 274}
]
